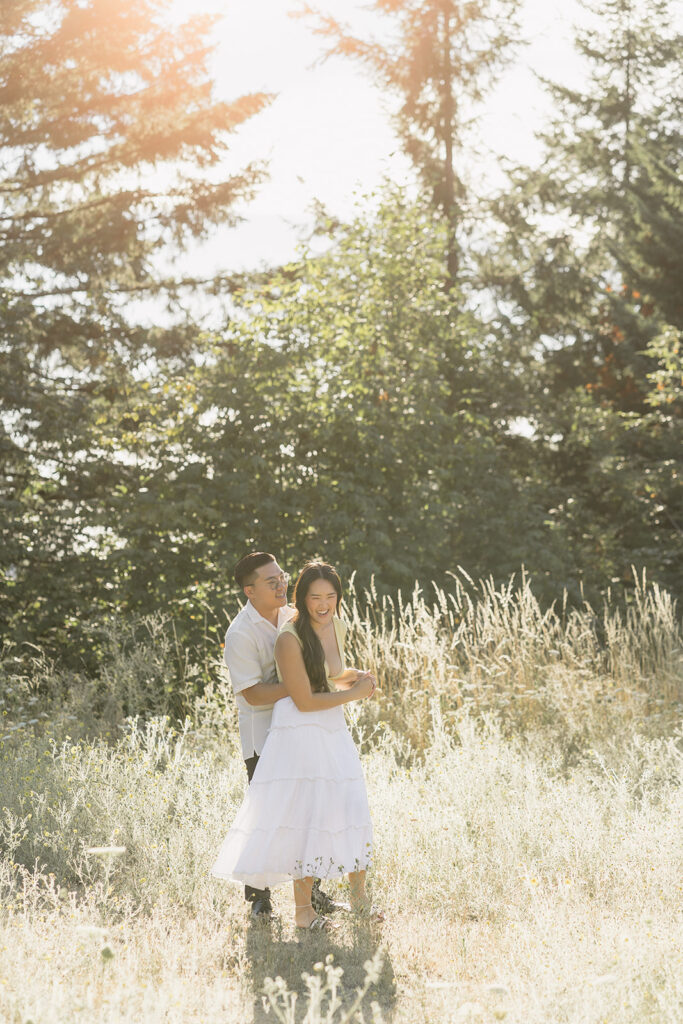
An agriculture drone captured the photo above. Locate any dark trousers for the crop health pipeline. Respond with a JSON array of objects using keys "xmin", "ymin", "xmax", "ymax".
[
  {"xmin": 243, "ymin": 752, "xmax": 325, "ymax": 910},
  {"xmin": 243, "ymin": 753, "xmax": 269, "ymax": 905}
]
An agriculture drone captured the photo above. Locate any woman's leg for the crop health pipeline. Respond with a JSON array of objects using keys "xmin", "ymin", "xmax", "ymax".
[
  {"xmin": 293, "ymin": 877, "xmax": 316, "ymax": 928},
  {"xmin": 349, "ymin": 868, "xmax": 384, "ymax": 920}
]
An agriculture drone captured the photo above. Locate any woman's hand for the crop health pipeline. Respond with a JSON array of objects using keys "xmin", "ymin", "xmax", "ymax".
[{"xmin": 352, "ymin": 672, "xmax": 377, "ymax": 700}]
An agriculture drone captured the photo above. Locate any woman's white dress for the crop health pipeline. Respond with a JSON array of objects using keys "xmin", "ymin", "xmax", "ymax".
[{"xmin": 211, "ymin": 616, "xmax": 372, "ymax": 889}]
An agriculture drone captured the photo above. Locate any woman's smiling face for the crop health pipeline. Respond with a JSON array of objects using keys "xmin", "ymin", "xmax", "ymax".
[{"xmin": 304, "ymin": 580, "xmax": 338, "ymax": 625}]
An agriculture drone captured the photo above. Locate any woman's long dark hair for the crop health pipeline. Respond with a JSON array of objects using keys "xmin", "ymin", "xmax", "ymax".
[{"xmin": 292, "ymin": 561, "xmax": 343, "ymax": 694}]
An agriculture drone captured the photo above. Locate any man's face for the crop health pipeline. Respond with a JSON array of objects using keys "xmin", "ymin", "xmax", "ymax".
[{"xmin": 245, "ymin": 561, "xmax": 289, "ymax": 611}]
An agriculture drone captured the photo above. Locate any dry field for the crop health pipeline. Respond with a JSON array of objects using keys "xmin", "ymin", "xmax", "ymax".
[{"xmin": 1, "ymin": 573, "xmax": 681, "ymax": 1023}]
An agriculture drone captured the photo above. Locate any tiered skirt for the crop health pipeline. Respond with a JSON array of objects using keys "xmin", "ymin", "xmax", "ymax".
[{"xmin": 211, "ymin": 696, "xmax": 373, "ymax": 889}]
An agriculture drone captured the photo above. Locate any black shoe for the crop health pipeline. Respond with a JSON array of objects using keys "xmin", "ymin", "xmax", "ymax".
[
  {"xmin": 250, "ymin": 898, "xmax": 272, "ymax": 921},
  {"xmin": 311, "ymin": 890, "xmax": 351, "ymax": 915}
]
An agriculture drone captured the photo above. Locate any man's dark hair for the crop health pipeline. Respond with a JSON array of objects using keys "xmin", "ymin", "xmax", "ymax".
[{"xmin": 234, "ymin": 551, "xmax": 276, "ymax": 589}]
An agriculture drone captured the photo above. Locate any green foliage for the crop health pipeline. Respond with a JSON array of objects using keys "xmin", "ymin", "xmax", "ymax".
[
  {"xmin": 6, "ymin": 177, "xmax": 572, "ymax": 664},
  {"xmin": 0, "ymin": 0, "xmax": 272, "ymax": 660},
  {"xmin": 644, "ymin": 326, "xmax": 683, "ymax": 410},
  {"xmin": 614, "ymin": 128, "xmax": 683, "ymax": 331},
  {"xmin": 482, "ymin": 0, "xmax": 683, "ymax": 598},
  {"xmin": 1, "ymin": 0, "xmax": 680, "ymax": 670},
  {"xmin": 202, "ymin": 191, "xmax": 558, "ymax": 594},
  {"xmin": 486, "ymin": 0, "xmax": 681, "ymax": 405}
]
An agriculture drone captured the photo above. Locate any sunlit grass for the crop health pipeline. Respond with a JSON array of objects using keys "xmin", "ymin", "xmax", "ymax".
[{"xmin": 1, "ymin": 571, "xmax": 681, "ymax": 1022}]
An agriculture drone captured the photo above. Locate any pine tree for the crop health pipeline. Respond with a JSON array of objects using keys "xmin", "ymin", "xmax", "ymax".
[
  {"xmin": 486, "ymin": 0, "xmax": 681, "ymax": 411},
  {"xmin": 297, "ymin": 0, "xmax": 521, "ymax": 286},
  {"xmin": 482, "ymin": 0, "xmax": 683, "ymax": 595},
  {"xmin": 0, "ymin": 0, "xmax": 272, "ymax": 656}
]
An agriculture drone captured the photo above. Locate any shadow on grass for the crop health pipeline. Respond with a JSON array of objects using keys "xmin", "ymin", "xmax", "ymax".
[{"xmin": 245, "ymin": 913, "xmax": 397, "ymax": 1023}]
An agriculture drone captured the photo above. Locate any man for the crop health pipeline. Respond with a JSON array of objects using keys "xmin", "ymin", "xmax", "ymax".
[{"xmin": 223, "ymin": 551, "xmax": 345, "ymax": 920}]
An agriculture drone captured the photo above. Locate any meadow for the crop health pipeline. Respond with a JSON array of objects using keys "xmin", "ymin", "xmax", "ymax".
[{"xmin": 1, "ymin": 572, "xmax": 681, "ymax": 1023}]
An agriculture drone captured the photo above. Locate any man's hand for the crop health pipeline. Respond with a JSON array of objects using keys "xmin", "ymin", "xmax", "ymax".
[{"xmin": 241, "ymin": 681, "xmax": 288, "ymax": 707}]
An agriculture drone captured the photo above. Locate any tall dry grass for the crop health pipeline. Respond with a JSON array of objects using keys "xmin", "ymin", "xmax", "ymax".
[
  {"xmin": 344, "ymin": 569, "xmax": 682, "ymax": 755},
  {"xmin": 0, "ymin": 570, "xmax": 681, "ymax": 1023}
]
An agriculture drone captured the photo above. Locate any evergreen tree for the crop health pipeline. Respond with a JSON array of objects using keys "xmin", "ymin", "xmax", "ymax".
[
  {"xmin": 204, "ymin": 190, "xmax": 569, "ymax": 596},
  {"xmin": 0, "ymin": 0, "xmax": 272, "ymax": 657},
  {"xmin": 613, "ymin": 127, "xmax": 683, "ymax": 331},
  {"xmin": 486, "ymin": 0, "xmax": 681, "ymax": 411},
  {"xmin": 297, "ymin": 0, "xmax": 521, "ymax": 285},
  {"xmin": 482, "ymin": 0, "xmax": 683, "ymax": 595}
]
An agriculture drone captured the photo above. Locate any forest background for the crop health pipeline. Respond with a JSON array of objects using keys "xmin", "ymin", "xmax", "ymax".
[{"xmin": 1, "ymin": 0, "xmax": 681, "ymax": 683}]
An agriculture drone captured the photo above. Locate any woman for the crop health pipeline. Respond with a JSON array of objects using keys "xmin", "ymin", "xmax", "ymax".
[{"xmin": 211, "ymin": 561, "xmax": 378, "ymax": 931}]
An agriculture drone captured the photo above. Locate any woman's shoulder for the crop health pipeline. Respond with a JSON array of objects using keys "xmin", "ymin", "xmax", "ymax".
[
  {"xmin": 333, "ymin": 615, "xmax": 348, "ymax": 639},
  {"xmin": 277, "ymin": 617, "xmax": 301, "ymax": 644}
]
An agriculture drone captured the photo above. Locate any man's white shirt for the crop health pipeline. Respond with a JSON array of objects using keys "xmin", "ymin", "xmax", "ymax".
[{"xmin": 223, "ymin": 600, "xmax": 297, "ymax": 759}]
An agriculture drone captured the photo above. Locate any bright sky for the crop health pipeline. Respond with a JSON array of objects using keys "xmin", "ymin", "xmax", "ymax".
[{"xmin": 168, "ymin": 0, "xmax": 586, "ymax": 278}]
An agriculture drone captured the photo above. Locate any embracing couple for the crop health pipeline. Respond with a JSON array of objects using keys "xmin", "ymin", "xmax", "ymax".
[{"xmin": 211, "ymin": 552, "xmax": 380, "ymax": 932}]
